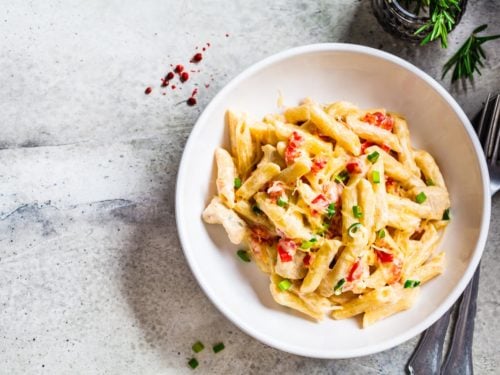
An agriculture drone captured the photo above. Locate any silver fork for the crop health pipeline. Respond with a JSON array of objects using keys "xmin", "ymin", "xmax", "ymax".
[{"xmin": 407, "ymin": 93, "xmax": 500, "ymax": 375}]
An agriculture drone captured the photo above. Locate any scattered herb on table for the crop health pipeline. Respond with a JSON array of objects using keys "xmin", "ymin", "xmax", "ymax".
[{"xmin": 213, "ymin": 342, "xmax": 225, "ymax": 353}]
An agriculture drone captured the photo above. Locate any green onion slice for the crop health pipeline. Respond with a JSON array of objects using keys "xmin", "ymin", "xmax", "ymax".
[
  {"xmin": 277, "ymin": 197, "xmax": 288, "ymax": 207},
  {"xmin": 377, "ymin": 229, "xmax": 386, "ymax": 239},
  {"xmin": 426, "ymin": 178, "xmax": 435, "ymax": 186},
  {"xmin": 192, "ymin": 341, "xmax": 204, "ymax": 353},
  {"xmin": 234, "ymin": 177, "xmax": 242, "ymax": 189},
  {"xmin": 442, "ymin": 208, "xmax": 451, "ymax": 220},
  {"xmin": 333, "ymin": 278, "xmax": 345, "ymax": 294},
  {"xmin": 236, "ymin": 250, "xmax": 251, "ymax": 263},
  {"xmin": 335, "ymin": 170, "xmax": 349, "ymax": 183},
  {"xmin": 367, "ymin": 151, "xmax": 380, "ymax": 163},
  {"xmin": 352, "ymin": 205, "xmax": 363, "ymax": 218},
  {"xmin": 278, "ymin": 279, "xmax": 292, "ymax": 291},
  {"xmin": 327, "ymin": 203, "xmax": 336, "ymax": 218},
  {"xmin": 213, "ymin": 342, "xmax": 225, "ymax": 353},
  {"xmin": 372, "ymin": 170, "xmax": 381, "ymax": 184},
  {"xmin": 347, "ymin": 223, "xmax": 362, "ymax": 238},
  {"xmin": 188, "ymin": 358, "xmax": 199, "ymax": 369},
  {"xmin": 404, "ymin": 279, "xmax": 421, "ymax": 289},
  {"xmin": 300, "ymin": 237, "xmax": 317, "ymax": 249},
  {"xmin": 415, "ymin": 192, "xmax": 427, "ymax": 204}
]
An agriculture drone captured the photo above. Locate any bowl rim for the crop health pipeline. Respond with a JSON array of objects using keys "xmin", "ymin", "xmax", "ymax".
[{"xmin": 175, "ymin": 43, "xmax": 491, "ymax": 358}]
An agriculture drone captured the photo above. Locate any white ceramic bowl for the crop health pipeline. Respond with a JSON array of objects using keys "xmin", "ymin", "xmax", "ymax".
[{"xmin": 176, "ymin": 44, "xmax": 491, "ymax": 358}]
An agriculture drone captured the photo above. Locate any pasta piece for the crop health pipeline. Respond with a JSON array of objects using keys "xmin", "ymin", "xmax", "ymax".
[
  {"xmin": 258, "ymin": 144, "xmax": 286, "ymax": 169},
  {"xmin": 413, "ymin": 251, "xmax": 445, "ymax": 284},
  {"xmin": 301, "ymin": 240, "xmax": 342, "ymax": 294},
  {"xmin": 275, "ymin": 157, "xmax": 312, "ymax": 185},
  {"xmin": 386, "ymin": 209, "xmax": 421, "ymax": 232},
  {"xmin": 202, "ymin": 197, "xmax": 247, "ymax": 244},
  {"xmin": 284, "ymin": 105, "xmax": 310, "ymax": 124},
  {"xmin": 386, "ymin": 194, "xmax": 433, "ymax": 219},
  {"xmin": 414, "ymin": 150, "xmax": 446, "ymax": 188},
  {"xmin": 408, "ymin": 186, "xmax": 450, "ymax": 221},
  {"xmin": 368, "ymin": 158, "xmax": 388, "ymax": 230},
  {"xmin": 215, "ymin": 148, "xmax": 237, "ymax": 208},
  {"xmin": 236, "ymin": 163, "xmax": 281, "ymax": 201},
  {"xmin": 392, "ymin": 116, "xmax": 420, "ymax": 176},
  {"xmin": 318, "ymin": 245, "xmax": 360, "ymax": 297},
  {"xmin": 249, "ymin": 121, "xmax": 279, "ymax": 145},
  {"xmin": 275, "ymin": 250, "xmax": 308, "ymax": 280},
  {"xmin": 403, "ymin": 224, "xmax": 440, "ymax": 278},
  {"xmin": 233, "ymin": 200, "xmax": 274, "ymax": 228},
  {"xmin": 366, "ymin": 145, "xmax": 425, "ymax": 189},
  {"xmin": 363, "ymin": 287, "xmax": 419, "ymax": 327},
  {"xmin": 309, "ymin": 104, "xmax": 361, "ymax": 155},
  {"xmin": 346, "ymin": 114, "xmax": 401, "ymax": 153},
  {"xmin": 270, "ymin": 278, "xmax": 324, "ymax": 320},
  {"xmin": 341, "ymin": 185, "xmax": 367, "ymax": 246},
  {"xmin": 358, "ymin": 179, "xmax": 376, "ymax": 244},
  {"xmin": 331, "ymin": 286, "xmax": 396, "ymax": 319},
  {"xmin": 325, "ymin": 101, "xmax": 360, "ymax": 120},
  {"xmin": 272, "ymin": 121, "xmax": 332, "ymax": 155},
  {"xmin": 254, "ymin": 193, "xmax": 313, "ymax": 240}
]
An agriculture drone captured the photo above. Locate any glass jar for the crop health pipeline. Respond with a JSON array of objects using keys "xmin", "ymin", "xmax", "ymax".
[{"xmin": 371, "ymin": 0, "xmax": 467, "ymax": 43}]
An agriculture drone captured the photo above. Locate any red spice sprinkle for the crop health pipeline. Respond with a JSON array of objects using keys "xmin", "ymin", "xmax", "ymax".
[
  {"xmin": 191, "ymin": 88, "xmax": 198, "ymax": 97},
  {"xmin": 180, "ymin": 71, "xmax": 189, "ymax": 82},
  {"xmin": 144, "ymin": 87, "xmax": 152, "ymax": 95},
  {"xmin": 202, "ymin": 47, "xmax": 206, "ymax": 51},
  {"xmin": 166, "ymin": 71, "xmax": 174, "ymax": 80},
  {"xmin": 174, "ymin": 64, "xmax": 184, "ymax": 73},
  {"xmin": 191, "ymin": 53, "xmax": 203, "ymax": 63},
  {"xmin": 207, "ymin": 42, "xmax": 211, "ymax": 47},
  {"xmin": 161, "ymin": 79, "xmax": 169, "ymax": 87},
  {"xmin": 171, "ymin": 85, "xmax": 176, "ymax": 90},
  {"xmin": 187, "ymin": 97, "xmax": 197, "ymax": 106},
  {"xmin": 205, "ymin": 84, "xmax": 210, "ymax": 88}
]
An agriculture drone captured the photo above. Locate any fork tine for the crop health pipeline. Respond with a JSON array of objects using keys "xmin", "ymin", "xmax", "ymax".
[
  {"xmin": 484, "ymin": 95, "xmax": 499, "ymax": 158},
  {"xmin": 476, "ymin": 92, "xmax": 492, "ymax": 141},
  {"xmin": 489, "ymin": 94, "xmax": 500, "ymax": 165}
]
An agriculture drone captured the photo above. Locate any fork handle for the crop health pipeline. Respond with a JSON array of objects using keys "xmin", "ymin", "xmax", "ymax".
[
  {"xmin": 407, "ymin": 310, "xmax": 451, "ymax": 374},
  {"xmin": 441, "ymin": 266, "xmax": 481, "ymax": 375}
]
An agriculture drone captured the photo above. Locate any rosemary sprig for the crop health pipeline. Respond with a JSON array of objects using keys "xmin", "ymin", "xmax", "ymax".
[
  {"xmin": 401, "ymin": 0, "xmax": 430, "ymax": 16},
  {"xmin": 442, "ymin": 24, "xmax": 500, "ymax": 82},
  {"xmin": 414, "ymin": 0, "xmax": 460, "ymax": 48}
]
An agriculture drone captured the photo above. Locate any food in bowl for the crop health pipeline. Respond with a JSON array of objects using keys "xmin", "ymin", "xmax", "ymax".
[{"xmin": 202, "ymin": 99, "xmax": 451, "ymax": 328}]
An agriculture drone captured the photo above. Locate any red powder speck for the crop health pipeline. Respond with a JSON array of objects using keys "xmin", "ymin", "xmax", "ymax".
[
  {"xmin": 166, "ymin": 71, "xmax": 174, "ymax": 80},
  {"xmin": 180, "ymin": 71, "xmax": 189, "ymax": 82},
  {"xmin": 171, "ymin": 85, "xmax": 176, "ymax": 90},
  {"xmin": 174, "ymin": 64, "xmax": 184, "ymax": 73},
  {"xmin": 144, "ymin": 87, "xmax": 152, "ymax": 95},
  {"xmin": 191, "ymin": 88, "xmax": 198, "ymax": 97},
  {"xmin": 205, "ymin": 84, "xmax": 210, "ymax": 88},
  {"xmin": 202, "ymin": 47, "xmax": 206, "ymax": 51},
  {"xmin": 162, "ymin": 92, "xmax": 166, "ymax": 96},
  {"xmin": 225, "ymin": 33, "xmax": 229, "ymax": 37},
  {"xmin": 207, "ymin": 42, "xmax": 211, "ymax": 47},
  {"xmin": 187, "ymin": 97, "xmax": 197, "ymax": 106}
]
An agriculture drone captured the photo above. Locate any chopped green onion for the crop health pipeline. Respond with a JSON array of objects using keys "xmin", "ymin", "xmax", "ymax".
[
  {"xmin": 300, "ymin": 237, "xmax": 317, "ymax": 249},
  {"xmin": 234, "ymin": 177, "xmax": 242, "ymax": 189},
  {"xmin": 404, "ymin": 279, "xmax": 421, "ymax": 289},
  {"xmin": 327, "ymin": 203, "xmax": 336, "ymax": 219},
  {"xmin": 333, "ymin": 278, "xmax": 345, "ymax": 294},
  {"xmin": 278, "ymin": 279, "xmax": 292, "ymax": 291},
  {"xmin": 426, "ymin": 178, "xmax": 435, "ymax": 186},
  {"xmin": 367, "ymin": 151, "xmax": 380, "ymax": 163},
  {"xmin": 442, "ymin": 208, "xmax": 451, "ymax": 220},
  {"xmin": 236, "ymin": 250, "xmax": 251, "ymax": 263},
  {"xmin": 192, "ymin": 341, "xmax": 204, "ymax": 353},
  {"xmin": 377, "ymin": 229, "xmax": 386, "ymax": 239},
  {"xmin": 347, "ymin": 223, "xmax": 362, "ymax": 238},
  {"xmin": 372, "ymin": 170, "xmax": 381, "ymax": 184},
  {"xmin": 252, "ymin": 205, "xmax": 262, "ymax": 214},
  {"xmin": 212, "ymin": 342, "xmax": 225, "ymax": 353},
  {"xmin": 335, "ymin": 170, "xmax": 349, "ymax": 183},
  {"xmin": 352, "ymin": 205, "xmax": 363, "ymax": 218},
  {"xmin": 415, "ymin": 192, "xmax": 427, "ymax": 204},
  {"xmin": 277, "ymin": 197, "xmax": 288, "ymax": 207},
  {"xmin": 188, "ymin": 358, "xmax": 199, "ymax": 369}
]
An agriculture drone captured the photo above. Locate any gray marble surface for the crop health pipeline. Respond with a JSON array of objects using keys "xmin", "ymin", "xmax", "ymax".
[{"xmin": 1, "ymin": 1, "xmax": 499, "ymax": 374}]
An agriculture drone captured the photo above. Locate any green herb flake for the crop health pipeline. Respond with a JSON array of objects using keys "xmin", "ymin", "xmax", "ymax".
[
  {"xmin": 377, "ymin": 229, "xmax": 386, "ymax": 239},
  {"xmin": 335, "ymin": 170, "xmax": 349, "ymax": 183},
  {"xmin": 442, "ymin": 208, "xmax": 451, "ymax": 220},
  {"xmin": 367, "ymin": 151, "xmax": 380, "ymax": 163},
  {"xmin": 192, "ymin": 341, "xmax": 204, "ymax": 353},
  {"xmin": 213, "ymin": 342, "xmax": 225, "ymax": 353},
  {"xmin": 426, "ymin": 178, "xmax": 435, "ymax": 186},
  {"xmin": 277, "ymin": 197, "xmax": 288, "ymax": 207},
  {"xmin": 300, "ymin": 238, "xmax": 317, "ymax": 249},
  {"xmin": 327, "ymin": 203, "xmax": 336, "ymax": 219},
  {"xmin": 278, "ymin": 279, "xmax": 292, "ymax": 291},
  {"xmin": 415, "ymin": 192, "xmax": 427, "ymax": 204},
  {"xmin": 352, "ymin": 205, "xmax": 363, "ymax": 219},
  {"xmin": 404, "ymin": 279, "xmax": 421, "ymax": 289},
  {"xmin": 252, "ymin": 205, "xmax": 262, "ymax": 215},
  {"xmin": 333, "ymin": 278, "xmax": 346, "ymax": 294},
  {"xmin": 236, "ymin": 250, "xmax": 251, "ymax": 263},
  {"xmin": 188, "ymin": 358, "xmax": 199, "ymax": 369},
  {"xmin": 234, "ymin": 177, "xmax": 242, "ymax": 189},
  {"xmin": 372, "ymin": 170, "xmax": 381, "ymax": 184}
]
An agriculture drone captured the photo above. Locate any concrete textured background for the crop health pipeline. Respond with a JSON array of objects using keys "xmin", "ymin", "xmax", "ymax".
[{"xmin": 0, "ymin": 1, "xmax": 499, "ymax": 374}]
